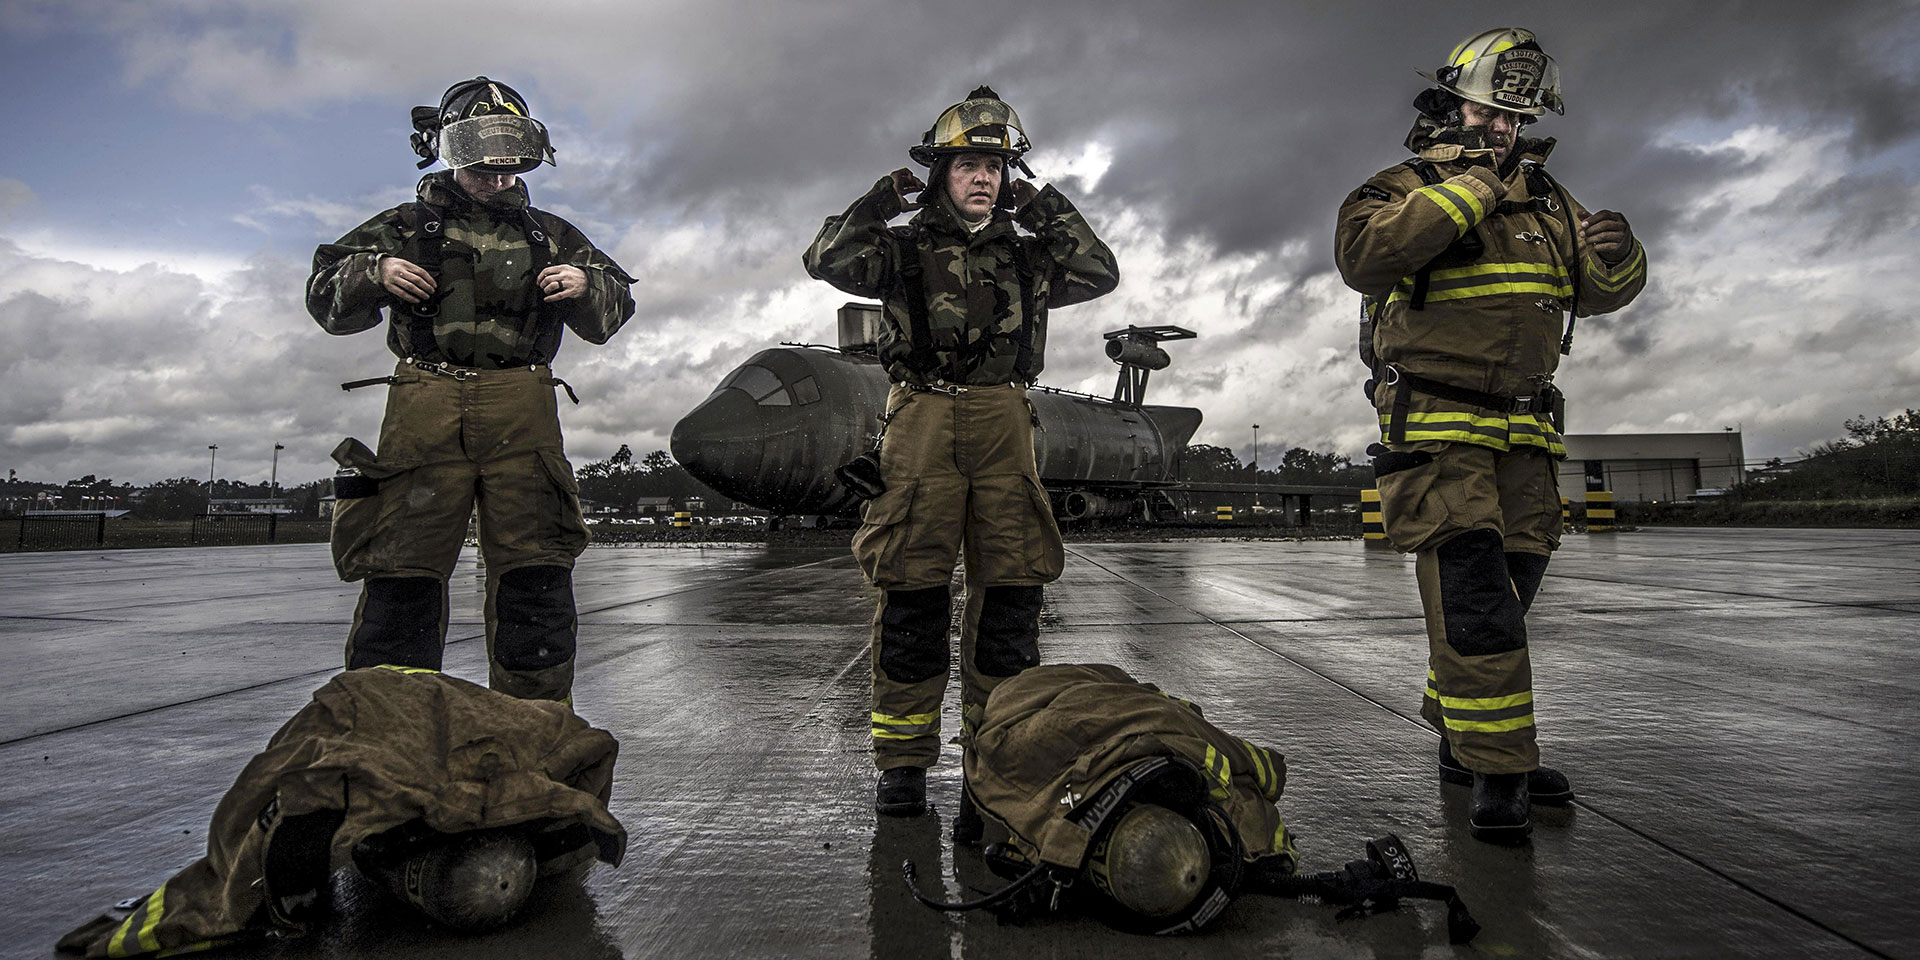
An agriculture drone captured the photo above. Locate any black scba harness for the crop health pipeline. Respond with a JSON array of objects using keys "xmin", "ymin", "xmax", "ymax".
[
  {"xmin": 892, "ymin": 223, "xmax": 1040, "ymax": 385},
  {"xmin": 397, "ymin": 197, "xmax": 559, "ymax": 366},
  {"xmin": 1360, "ymin": 157, "xmax": 1577, "ymax": 443},
  {"xmin": 902, "ymin": 755, "xmax": 1479, "ymax": 943},
  {"xmin": 903, "ymin": 757, "xmax": 1243, "ymax": 935}
]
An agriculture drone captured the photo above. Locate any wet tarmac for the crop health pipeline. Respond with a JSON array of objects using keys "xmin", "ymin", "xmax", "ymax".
[{"xmin": 3, "ymin": 528, "xmax": 1916, "ymax": 959}]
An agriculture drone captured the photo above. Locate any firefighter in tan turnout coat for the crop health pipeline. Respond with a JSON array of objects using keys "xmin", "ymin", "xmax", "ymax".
[
  {"xmin": 803, "ymin": 86, "xmax": 1119, "ymax": 821},
  {"xmin": 1335, "ymin": 29, "xmax": 1647, "ymax": 843}
]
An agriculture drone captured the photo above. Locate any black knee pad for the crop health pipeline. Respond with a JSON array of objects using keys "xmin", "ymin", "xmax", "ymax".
[
  {"xmin": 494, "ymin": 565, "xmax": 577, "ymax": 671},
  {"xmin": 975, "ymin": 585, "xmax": 1042, "ymax": 677},
  {"xmin": 348, "ymin": 576, "xmax": 445, "ymax": 670},
  {"xmin": 879, "ymin": 585, "xmax": 952, "ymax": 683},
  {"xmin": 1505, "ymin": 552, "xmax": 1551, "ymax": 614},
  {"xmin": 1436, "ymin": 529, "xmax": 1527, "ymax": 657}
]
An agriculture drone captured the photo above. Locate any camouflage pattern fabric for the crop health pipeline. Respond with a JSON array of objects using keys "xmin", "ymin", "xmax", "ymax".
[
  {"xmin": 803, "ymin": 176, "xmax": 1118, "ymax": 386},
  {"xmin": 308, "ymin": 171, "xmax": 635, "ymax": 369}
]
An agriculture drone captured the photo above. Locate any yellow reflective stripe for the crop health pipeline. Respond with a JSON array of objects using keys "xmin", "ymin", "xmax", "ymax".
[
  {"xmin": 373, "ymin": 664, "xmax": 439, "ymax": 675},
  {"xmin": 1445, "ymin": 715, "xmax": 1536, "ymax": 733},
  {"xmin": 1411, "ymin": 184, "xmax": 1474, "ymax": 236},
  {"xmin": 1380, "ymin": 412, "xmax": 1567, "ymax": 456},
  {"xmin": 1438, "ymin": 690, "xmax": 1534, "ymax": 711},
  {"xmin": 1435, "ymin": 182, "xmax": 1486, "ymax": 224},
  {"xmin": 870, "ymin": 710, "xmax": 939, "ymax": 739},
  {"xmin": 1389, "ymin": 280, "xmax": 1573, "ymax": 304},
  {"xmin": 1202, "ymin": 745, "xmax": 1232, "ymax": 799},
  {"xmin": 1587, "ymin": 245, "xmax": 1646, "ymax": 293},
  {"xmin": 109, "ymin": 882, "xmax": 167, "ymax": 957},
  {"xmin": 1424, "ymin": 260, "xmax": 1564, "ymax": 282},
  {"xmin": 1237, "ymin": 739, "xmax": 1273, "ymax": 794}
]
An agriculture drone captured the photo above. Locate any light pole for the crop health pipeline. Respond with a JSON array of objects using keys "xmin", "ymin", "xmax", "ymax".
[
  {"xmin": 1251, "ymin": 424, "xmax": 1261, "ymax": 508},
  {"xmin": 207, "ymin": 445, "xmax": 218, "ymax": 513},
  {"xmin": 271, "ymin": 443, "xmax": 285, "ymax": 499}
]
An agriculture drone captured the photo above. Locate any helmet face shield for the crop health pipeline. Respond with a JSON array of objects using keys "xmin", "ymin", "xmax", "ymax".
[
  {"xmin": 929, "ymin": 98, "xmax": 1028, "ymax": 154},
  {"xmin": 438, "ymin": 114, "xmax": 553, "ymax": 174},
  {"xmin": 1421, "ymin": 27, "xmax": 1564, "ymax": 117},
  {"xmin": 911, "ymin": 88, "xmax": 1033, "ymax": 168}
]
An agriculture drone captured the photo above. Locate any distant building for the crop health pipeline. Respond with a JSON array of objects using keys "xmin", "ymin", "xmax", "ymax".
[
  {"xmin": 1559, "ymin": 431, "xmax": 1747, "ymax": 503},
  {"xmin": 208, "ymin": 498, "xmax": 294, "ymax": 516}
]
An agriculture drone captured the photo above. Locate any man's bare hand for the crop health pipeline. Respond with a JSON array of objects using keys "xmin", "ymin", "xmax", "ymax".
[
  {"xmin": 890, "ymin": 168, "xmax": 927, "ymax": 211},
  {"xmin": 1581, "ymin": 210, "xmax": 1635, "ymax": 264},
  {"xmin": 537, "ymin": 264, "xmax": 589, "ymax": 302},
  {"xmin": 1005, "ymin": 178, "xmax": 1039, "ymax": 213},
  {"xmin": 378, "ymin": 256, "xmax": 436, "ymax": 303}
]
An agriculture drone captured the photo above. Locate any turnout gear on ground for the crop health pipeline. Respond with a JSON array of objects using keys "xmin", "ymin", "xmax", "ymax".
[
  {"xmin": 1417, "ymin": 27, "xmax": 1563, "ymax": 117},
  {"xmin": 1335, "ymin": 30, "xmax": 1644, "ymax": 794},
  {"xmin": 806, "ymin": 114, "xmax": 1115, "ymax": 774},
  {"xmin": 354, "ymin": 826, "xmax": 539, "ymax": 931},
  {"xmin": 927, "ymin": 664, "xmax": 1296, "ymax": 934},
  {"xmin": 903, "ymin": 664, "xmax": 1478, "ymax": 942},
  {"xmin": 56, "ymin": 667, "xmax": 624, "ymax": 958},
  {"xmin": 310, "ymin": 167, "xmax": 634, "ymax": 703},
  {"xmin": 410, "ymin": 76, "xmax": 555, "ymax": 173}
]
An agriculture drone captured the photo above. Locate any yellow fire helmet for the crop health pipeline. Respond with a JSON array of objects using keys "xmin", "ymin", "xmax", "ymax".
[
  {"xmin": 909, "ymin": 85, "xmax": 1032, "ymax": 169},
  {"xmin": 1418, "ymin": 27, "xmax": 1564, "ymax": 116}
]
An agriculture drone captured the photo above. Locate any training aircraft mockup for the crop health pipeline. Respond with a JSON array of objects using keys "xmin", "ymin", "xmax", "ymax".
[{"xmin": 670, "ymin": 305, "xmax": 1203, "ymax": 521}]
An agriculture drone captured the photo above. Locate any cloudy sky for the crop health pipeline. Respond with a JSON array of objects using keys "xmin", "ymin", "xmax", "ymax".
[{"xmin": 2, "ymin": 0, "xmax": 1916, "ymax": 488}]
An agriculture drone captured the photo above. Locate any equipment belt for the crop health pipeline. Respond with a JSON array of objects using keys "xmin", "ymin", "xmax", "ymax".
[
  {"xmin": 902, "ymin": 380, "xmax": 1024, "ymax": 396},
  {"xmin": 1384, "ymin": 364, "xmax": 1563, "ymax": 442}
]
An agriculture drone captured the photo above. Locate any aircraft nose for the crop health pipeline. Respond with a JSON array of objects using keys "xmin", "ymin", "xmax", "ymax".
[{"xmin": 670, "ymin": 389, "xmax": 765, "ymax": 496}]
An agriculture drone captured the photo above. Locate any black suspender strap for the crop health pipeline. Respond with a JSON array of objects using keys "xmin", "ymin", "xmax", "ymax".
[
  {"xmin": 1406, "ymin": 160, "xmax": 1444, "ymax": 311},
  {"xmin": 895, "ymin": 231, "xmax": 940, "ymax": 379},
  {"xmin": 400, "ymin": 199, "xmax": 448, "ymax": 360},
  {"xmin": 1005, "ymin": 237, "xmax": 1038, "ymax": 381}
]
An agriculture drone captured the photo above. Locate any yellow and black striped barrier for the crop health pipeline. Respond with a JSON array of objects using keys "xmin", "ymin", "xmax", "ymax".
[
  {"xmin": 1561, "ymin": 496, "xmax": 1572, "ymax": 532},
  {"xmin": 1215, "ymin": 505, "xmax": 1234, "ymax": 521},
  {"xmin": 1584, "ymin": 491, "xmax": 1614, "ymax": 533},
  {"xmin": 1361, "ymin": 488, "xmax": 1388, "ymax": 546},
  {"xmin": 672, "ymin": 511, "xmax": 692, "ymax": 529}
]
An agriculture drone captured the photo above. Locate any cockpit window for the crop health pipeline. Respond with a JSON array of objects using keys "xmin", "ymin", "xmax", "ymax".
[
  {"xmin": 721, "ymin": 364, "xmax": 787, "ymax": 405},
  {"xmin": 792, "ymin": 376, "xmax": 821, "ymax": 405}
]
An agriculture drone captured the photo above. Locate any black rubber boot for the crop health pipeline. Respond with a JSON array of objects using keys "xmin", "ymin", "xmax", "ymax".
[
  {"xmin": 952, "ymin": 783, "xmax": 983, "ymax": 845},
  {"xmin": 1439, "ymin": 740, "xmax": 1573, "ymax": 806},
  {"xmin": 1469, "ymin": 772, "xmax": 1532, "ymax": 845},
  {"xmin": 876, "ymin": 767, "xmax": 927, "ymax": 817}
]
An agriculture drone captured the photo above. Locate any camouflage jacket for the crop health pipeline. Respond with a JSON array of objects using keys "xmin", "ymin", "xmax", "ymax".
[
  {"xmin": 964, "ymin": 663, "xmax": 1297, "ymax": 872},
  {"xmin": 1336, "ymin": 132, "xmax": 1647, "ymax": 455},
  {"xmin": 803, "ymin": 176, "xmax": 1119, "ymax": 386},
  {"xmin": 307, "ymin": 171, "xmax": 636, "ymax": 369}
]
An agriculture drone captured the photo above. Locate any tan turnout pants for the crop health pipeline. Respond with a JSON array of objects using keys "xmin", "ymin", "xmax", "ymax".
[
  {"xmin": 1374, "ymin": 439, "xmax": 1561, "ymax": 773},
  {"xmin": 852, "ymin": 382, "xmax": 1065, "ymax": 770},
  {"xmin": 331, "ymin": 360, "xmax": 589, "ymax": 701}
]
